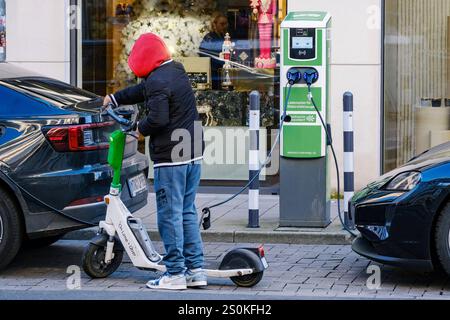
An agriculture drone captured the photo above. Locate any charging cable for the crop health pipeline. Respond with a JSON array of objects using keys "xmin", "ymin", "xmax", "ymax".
[
  {"xmin": 201, "ymin": 69, "xmax": 358, "ymax": 238},
  {"xmin": 1, "ymin": 171, "xmax": 96, "ymax": 226},
  {"xmin": 304, "ymin": 74, "xmax": 358, "ymax": 237}
]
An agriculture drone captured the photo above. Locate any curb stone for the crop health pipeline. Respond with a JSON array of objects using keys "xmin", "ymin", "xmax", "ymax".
[{"xmin": 63, "ymin": 227, "xmax": 353, "ymax": 245}]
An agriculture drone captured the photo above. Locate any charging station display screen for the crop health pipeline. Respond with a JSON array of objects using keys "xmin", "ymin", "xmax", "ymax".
[{"xmin": 292, "ymin": 37, "xmax": 313, "ymax": 49}]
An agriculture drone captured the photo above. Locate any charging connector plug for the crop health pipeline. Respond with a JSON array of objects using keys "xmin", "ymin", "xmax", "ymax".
[
  {"xmin": 287, "ymin": 68, "xmax": 302, "ymax": 85},
  {"xmin": 303, "ymin": 71, "xmax": 319, "ymax": 87}
]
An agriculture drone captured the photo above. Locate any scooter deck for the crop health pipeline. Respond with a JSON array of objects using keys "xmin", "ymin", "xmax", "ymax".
[{"xmin": 135, "ymin": 257, "xmax": 220, "ymax": 271}]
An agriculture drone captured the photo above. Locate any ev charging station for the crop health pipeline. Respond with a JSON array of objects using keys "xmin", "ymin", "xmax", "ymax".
[{"xmin": 279, "ymin": 12, "xmax": 332, "ymax": 227}]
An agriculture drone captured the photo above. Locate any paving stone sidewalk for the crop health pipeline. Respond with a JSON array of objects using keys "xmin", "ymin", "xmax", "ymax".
[{"xmin": 1, "ymin": 240, "xmax": 449, "ymax": 299}]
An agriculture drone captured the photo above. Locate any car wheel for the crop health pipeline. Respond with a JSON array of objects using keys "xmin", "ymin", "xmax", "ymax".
[
  {"xmin": 435, "ymin": 203, "xmax": 450, "ymax": 276},
  {"xmin": 0, "ymin": 188, "xmax": 23, "ymax": 270}
]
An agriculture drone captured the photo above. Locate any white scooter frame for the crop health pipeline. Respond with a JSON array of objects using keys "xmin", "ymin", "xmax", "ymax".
[{"xmin": 100, "ymin": 189, "xmax": 264, "ymax": 279}]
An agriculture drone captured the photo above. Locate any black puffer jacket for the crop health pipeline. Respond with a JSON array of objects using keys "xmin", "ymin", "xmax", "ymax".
[{"xmin": 111, "ymin": 61, "xmax": 204, "ymax": 166}]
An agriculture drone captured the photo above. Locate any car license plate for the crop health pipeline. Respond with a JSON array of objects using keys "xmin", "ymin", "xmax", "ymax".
[
  {"xmin": 261, "ymin": 257, "xmax": 269, "ymax": 269},
  {"xmin": 128, "ymin": 173, "xmax": 147, "ymax": 197}
]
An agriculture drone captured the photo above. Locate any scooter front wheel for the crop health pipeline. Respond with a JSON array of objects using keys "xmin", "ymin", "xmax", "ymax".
[{"xmin": 82, "ymin": 243, "xmax": 123, "ymax": 278}]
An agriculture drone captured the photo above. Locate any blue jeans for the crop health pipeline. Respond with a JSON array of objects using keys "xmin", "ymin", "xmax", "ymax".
[{"xmin": 153, "ymin": 161, "xmax": 204, "ymax": 275}]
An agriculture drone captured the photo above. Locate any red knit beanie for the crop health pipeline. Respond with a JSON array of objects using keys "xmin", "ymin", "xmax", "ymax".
[{"xmin": 128, "ymin": 33, "xmax": 172, "ymax": 78}]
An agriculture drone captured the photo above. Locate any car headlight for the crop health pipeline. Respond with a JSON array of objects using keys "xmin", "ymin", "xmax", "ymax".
[{"xmin": 383, "ymin": 171, "xmax": 422, "ymax": 191}]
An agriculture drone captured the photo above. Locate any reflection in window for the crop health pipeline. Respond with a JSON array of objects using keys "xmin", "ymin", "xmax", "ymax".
[
  {"xmin": 384, "ymin": 0, "xmax": 450, "ymax": 171},
  {"xmin": 81, "ymin": 0, "xmax": 287, "ymax": 185}
]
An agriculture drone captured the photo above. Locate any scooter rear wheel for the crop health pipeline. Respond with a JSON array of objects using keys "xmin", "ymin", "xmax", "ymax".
[
  {"xmin": 82, "ymin": 243, "xmax": 123, "ymax": 278},
  {"xmin": 230, "ymin": 271, "xmax": 264, "ymax": 287}
]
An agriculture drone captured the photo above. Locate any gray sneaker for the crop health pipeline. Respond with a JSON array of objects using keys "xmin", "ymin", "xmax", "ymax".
[
  {"xmin": 146, "ymin": 272, "xmax": 187, "ymax": 290},
  {"xmin": 185, "ymin": 268, "xmax": 207, "ymax": 287}
]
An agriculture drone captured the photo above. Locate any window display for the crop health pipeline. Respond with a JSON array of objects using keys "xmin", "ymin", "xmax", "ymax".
[
  {"xmin": 116, "ymin": 0, "xmax": 215, "ymax": 89},
  {"xmin": 81, "ymin": 0, "xmax": 287, "ymax": 183}
]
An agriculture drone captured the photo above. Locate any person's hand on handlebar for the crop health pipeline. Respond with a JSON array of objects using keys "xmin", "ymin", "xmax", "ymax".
[
  {"xmin": 103, "ymin": 95, "xmax": 113, "ymax": 107},
  {"xmin": 135, "ymin": 122, "xmax": 142, "ymax": 136},
  {"xmin": 101, "ymin": 96, "xmax": 142, "ymax": 136}
]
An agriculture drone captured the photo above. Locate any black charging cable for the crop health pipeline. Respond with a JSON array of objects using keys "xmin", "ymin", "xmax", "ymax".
[
  {"xmin": 199, "ymin": 85, "xmax": 294, "ymax": 230},
  {"xmin": 305, "ymin": 81, "xmax": 358, "ymax": 238},
  {"xmin": 1, "ymin": 172, "xmax": 96, "ymax": 226},
  {"xmin": 200, "ymin": 69, "xmax": 357, "ymax": 237}
]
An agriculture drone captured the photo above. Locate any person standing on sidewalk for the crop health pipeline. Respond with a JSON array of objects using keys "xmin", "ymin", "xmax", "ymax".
[{"xmin": 103, "ymin": 33, "xmax": 206, "ymax": 290}]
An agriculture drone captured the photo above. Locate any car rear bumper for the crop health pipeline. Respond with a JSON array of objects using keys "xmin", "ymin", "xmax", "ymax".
[
  {"xmin": 23, "ymin": 152, "xmax": 149, "ymax": 238},
  {"xmin": 352, "ymin": 236, "xmax": 434, "ymax": 272}
]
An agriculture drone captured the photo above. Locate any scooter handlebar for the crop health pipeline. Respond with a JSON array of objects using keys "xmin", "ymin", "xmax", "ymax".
[{"xmin": 103, "ymin": 103, "xmax": 136, "ymax": 131}]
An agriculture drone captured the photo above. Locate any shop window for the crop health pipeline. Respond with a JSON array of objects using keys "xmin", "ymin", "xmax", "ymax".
[
  {"xmin": 82, "ymin": 0, "xmax": 287, "ymax": 185},
  {"xmin": 384, "ymin": 0, "xmax": 450, "ymax": 171}
]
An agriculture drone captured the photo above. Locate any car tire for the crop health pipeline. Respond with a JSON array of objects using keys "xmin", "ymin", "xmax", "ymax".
[
  {"xmin": 434, "ymin": 203, "xmax": 450, "ymax": 276},
  {"xmin": 0, "ymin": 188, "xmax": 23, "ymax": 270}
]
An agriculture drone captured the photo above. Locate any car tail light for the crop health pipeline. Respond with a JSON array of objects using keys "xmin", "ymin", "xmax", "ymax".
[
  {"xmin": 68, "ymin": 196, "xmax": 105, "ymax": 207},
  {"xmin": 44, "ymin": 122, "xmax": 114, "ymax": 152}
]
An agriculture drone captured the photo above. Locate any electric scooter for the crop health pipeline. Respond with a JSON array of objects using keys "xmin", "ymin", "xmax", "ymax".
[{"xmin": 81, "ymin": 104, "xmax": 268, "ymax": 287}]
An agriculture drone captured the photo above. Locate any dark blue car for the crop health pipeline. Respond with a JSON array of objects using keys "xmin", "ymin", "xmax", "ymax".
[
  {"xmin": 351, "ymin": 142, "xmax": 450, "ymax": 275},
  {"xmin": 0, "ymin": 63, "xmax": 149, "ymax": 270}
]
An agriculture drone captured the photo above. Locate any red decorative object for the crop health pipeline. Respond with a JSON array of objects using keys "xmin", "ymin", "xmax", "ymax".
[{"xmin": 250, "ymin": 0, "xmax": 277, "ymax": 69}]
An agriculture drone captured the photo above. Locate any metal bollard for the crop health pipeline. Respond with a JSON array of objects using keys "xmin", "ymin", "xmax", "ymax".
[
  {"xmin": 248, "ymin": 91, "xmax": 260, "ymax": 228},
  {"xmin": 343, "ymin": 92, "xmax": 356, "ymax": 230}
]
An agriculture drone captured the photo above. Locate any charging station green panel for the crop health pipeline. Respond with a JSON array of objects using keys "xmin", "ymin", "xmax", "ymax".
[
  {"xmin": 284, "ymin": 87, "xmax": 322, "ymax": 112},
  {"xmin": 283, "ymin": 126, "xmax": 322, "ymax": 158},
  {"xmin": 280, "ymin": 11, "xmax": 331, "ymax": 159}
]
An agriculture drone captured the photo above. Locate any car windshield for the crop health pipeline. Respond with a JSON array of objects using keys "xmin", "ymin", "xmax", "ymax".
[{"xmin": 0, "ymin": 77, "xmax": 98, "ymax": 107}]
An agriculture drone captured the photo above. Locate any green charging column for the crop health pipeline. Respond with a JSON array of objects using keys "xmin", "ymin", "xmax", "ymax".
[{"xmin": 279, "ymin": 12, "xmax": 332, "ymax": 227}]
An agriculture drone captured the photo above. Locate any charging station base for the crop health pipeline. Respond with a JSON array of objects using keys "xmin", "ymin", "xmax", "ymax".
[{"xmin": 279, "ymin": 157, "xmax": 331, "ymax": 228}]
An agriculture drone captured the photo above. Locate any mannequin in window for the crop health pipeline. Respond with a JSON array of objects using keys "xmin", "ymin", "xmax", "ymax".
[{"xmin": 250, "ymin": 0, "xmax": 277, "ymax": 69}]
